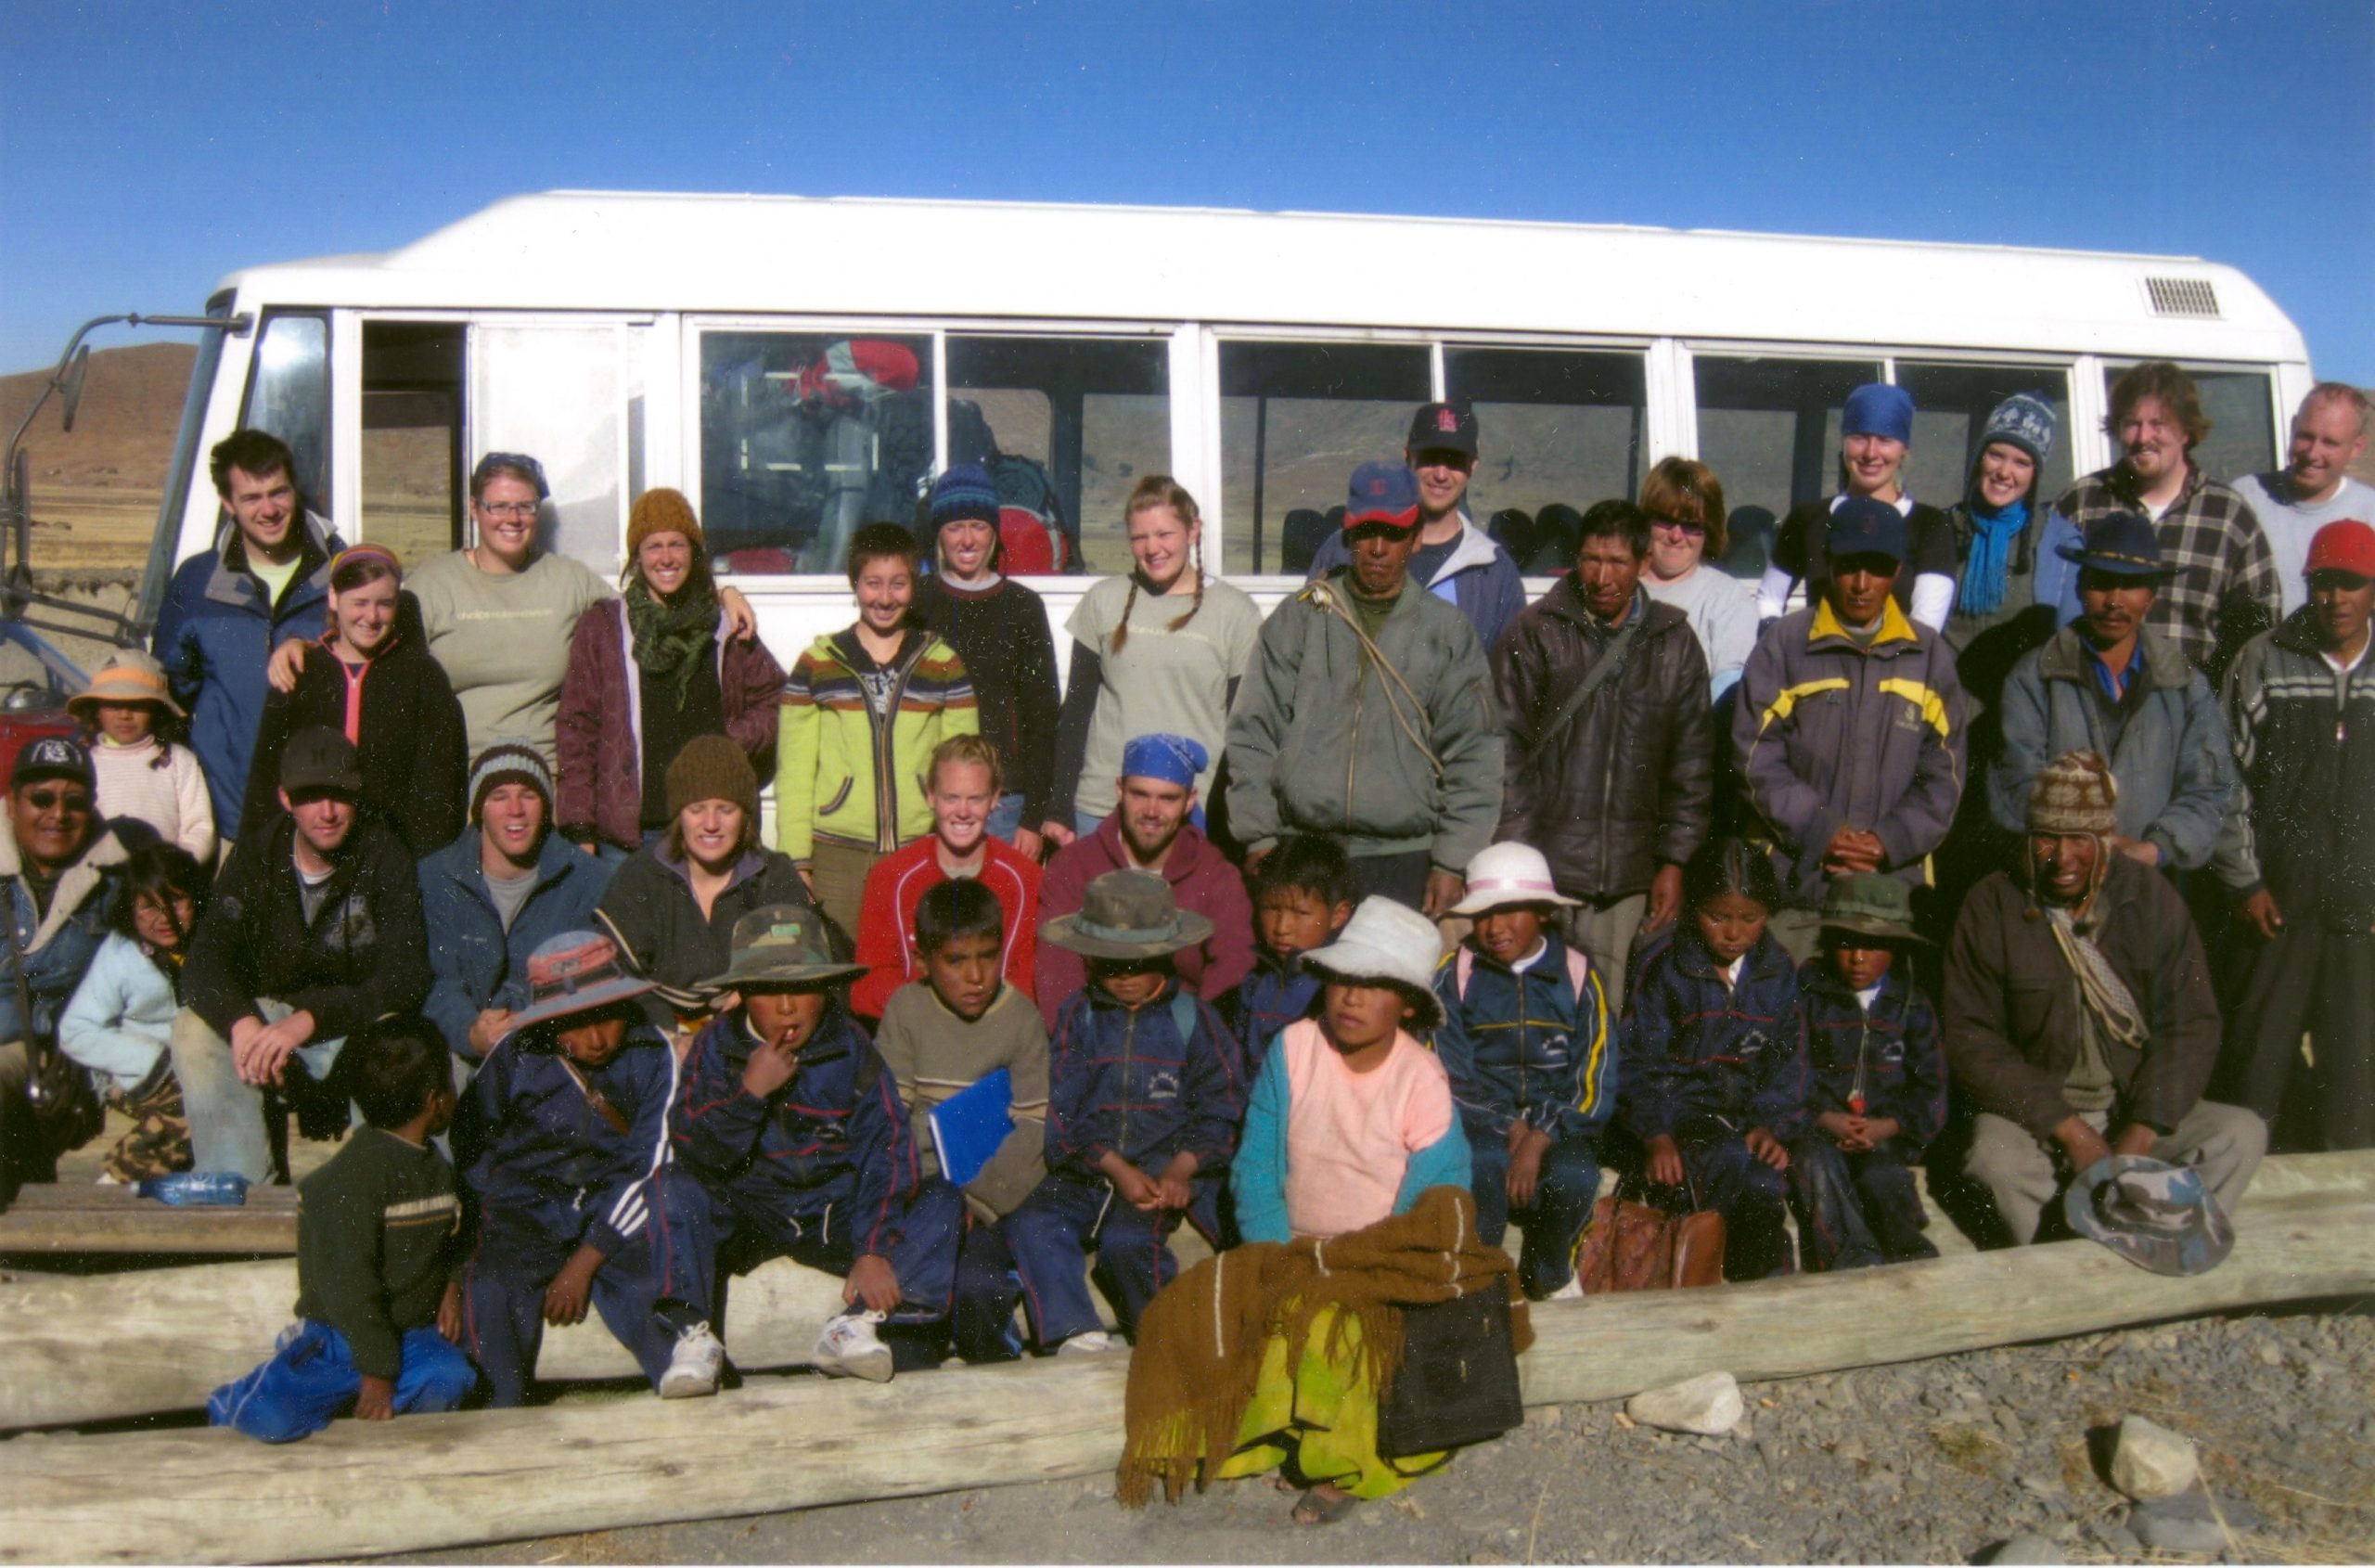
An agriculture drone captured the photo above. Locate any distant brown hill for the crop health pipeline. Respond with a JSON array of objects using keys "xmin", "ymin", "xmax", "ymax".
[{"xmin": 1, "ymin": 341, "xmax": 198, "ymax": 492}]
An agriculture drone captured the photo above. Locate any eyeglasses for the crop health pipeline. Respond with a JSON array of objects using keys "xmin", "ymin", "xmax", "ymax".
[
  {"xmin": 479, "ymin": 501, "xmax": 540, "ymax": 520},
  {"xmin": 19, "ymin": 789, "xmax": 92, "ymax": 812},
  {"xmin": 1649, "ymin": 516, "xmax": 1708, "ymax": 537}
]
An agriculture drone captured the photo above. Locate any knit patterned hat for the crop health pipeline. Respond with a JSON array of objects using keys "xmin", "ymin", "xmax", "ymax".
[
  {"xmin": 1980, "ymin": 393, "xmax": 2058, "ymax": 471},
  {"xmin": 928, "ymin": 463, "xmax": 1002, "ymax": 531},
  {"xmin": 627, "ymin": 487, "xmax": 705, "ymax": 557},
  {"xmin": 2028, "ymin": 750, "xmax": 2119, "ymax": 836},
  {"xmin": 664, "ymin": 733, "xmax": 758, "ymax": 822},
  {"xmin": 469, "ymin": 741, "xmax": 553, "ymax": 823}
]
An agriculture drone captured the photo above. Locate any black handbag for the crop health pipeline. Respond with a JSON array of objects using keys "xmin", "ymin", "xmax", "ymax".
[{"xmin": 1375, "ymin": 1283, "xmax": 1525, "ymax": 1459}]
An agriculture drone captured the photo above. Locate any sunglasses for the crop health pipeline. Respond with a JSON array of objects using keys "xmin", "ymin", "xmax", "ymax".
[{"xmin": 19, "ymin": 788, "xmax": 92, "ymax": 812}]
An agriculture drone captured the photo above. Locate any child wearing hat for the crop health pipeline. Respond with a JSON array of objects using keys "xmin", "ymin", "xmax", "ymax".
[
  {"xmin": 1785, "ymin": 874, "xmax": 1946, "ymax": 1272},
  {"xmin": 1431, "ymin": 843, "xmax": 1614, "ymax": 1301},
  {"xmin": 1008, "ymin": 868, "xmax": 1244, "ymax": 1353},
  {"xmin": 70, "ymin": 649, "xmax": 215, "ymax": 863},
  {"xmin": 669, "ymin": 906, "xmax": 964, "ymax": 1382},
  {"xmin": 452, "ymin": 930, "xmax": 723, "ymax": 1404}
]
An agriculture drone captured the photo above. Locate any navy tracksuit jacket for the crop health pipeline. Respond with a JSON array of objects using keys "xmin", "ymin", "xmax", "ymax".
[
  {"xmin": 1788, "ymin": 959, "xmax": 1947, "ymax": 1271},
  {"xmin": 1222, "ymin": 949, "xmax": 1322, "ymax": 1077}
]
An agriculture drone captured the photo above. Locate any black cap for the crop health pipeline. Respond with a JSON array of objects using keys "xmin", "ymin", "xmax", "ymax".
[
  {"xmin": 1406, "ymin": 402, "xmax": 1479, "ymax": 459},
  {"xmin": 10, "ymin": 734, "xmax": 93, "ymax": 791},
  {"xmin": 279, "ymin": 726, "xmax": 363, "ymax": 795}
]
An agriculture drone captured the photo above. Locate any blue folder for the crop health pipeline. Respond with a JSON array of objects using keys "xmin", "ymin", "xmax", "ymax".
[{"xmin": 929, "ymin": 1068, "xmax": 1015, "ymax": 1189}]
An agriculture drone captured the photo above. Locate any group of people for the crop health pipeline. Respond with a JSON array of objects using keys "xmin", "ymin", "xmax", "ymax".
[{"xmin": 0, "ymin": 366, "xmax": 2365, "ymax": 1523}]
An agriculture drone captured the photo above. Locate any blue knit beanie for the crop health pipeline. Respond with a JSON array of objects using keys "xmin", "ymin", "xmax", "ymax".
[
  {"xmin": 1980, "ymin": 393, "xmax": 2058, "ymax": 471},
  {"xmin": 929, "ymin": 464, "xmax": 1001, "ymax": 531},
  {"xmin": 1843, "ymin": 383, "xmax": 1916, "ymax": 445}
]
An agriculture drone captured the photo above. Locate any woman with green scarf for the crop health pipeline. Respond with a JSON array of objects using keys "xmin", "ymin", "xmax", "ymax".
[{"xmin": 556, "ymin": 489, "xmax": 787, "ymax": 855}]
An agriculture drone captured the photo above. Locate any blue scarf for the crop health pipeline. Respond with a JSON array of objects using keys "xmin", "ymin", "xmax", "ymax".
[{"xmin": 1958, "ymin": 499, "xmax": 2027, "ymax": 619}]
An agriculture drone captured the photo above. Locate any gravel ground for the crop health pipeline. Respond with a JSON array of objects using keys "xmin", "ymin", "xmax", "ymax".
[{"xmin": 397, "ymin": 1303, "xmax": 2373, "ymax": 1566}]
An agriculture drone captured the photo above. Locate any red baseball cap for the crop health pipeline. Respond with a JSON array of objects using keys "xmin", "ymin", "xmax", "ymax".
[{"xmin": 2304, "ymin": 519, "xmax": 2375, "ymax": 580}]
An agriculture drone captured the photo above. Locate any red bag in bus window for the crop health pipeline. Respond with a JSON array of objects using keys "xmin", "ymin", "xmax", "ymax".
[{"xmin": 792, "ymin": 340, "xmax": 920, "ymax": 410}]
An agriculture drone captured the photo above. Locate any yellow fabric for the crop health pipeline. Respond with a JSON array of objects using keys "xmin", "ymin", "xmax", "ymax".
[
  {"xmin": 1806, "ymin": 594, "xmax": 1919, "ymax": 648},
  {"xmin": 1877, "ymin": 677, "xmax": 1954, "ymax": 739},
  {"xmin": 1212, "ymin": 1306, "xmax": 1449, "ymax": 1499}
]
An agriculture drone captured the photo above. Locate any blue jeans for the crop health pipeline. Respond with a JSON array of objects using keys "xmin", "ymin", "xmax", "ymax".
[
  {"xmin": 171, "ymin": 1003, "xmax": 351, "ymax": 1184},
  {"xmin": 209, "ymin": 1320, "xmax": 475, "ymax": 1443},
  {"xmin": 985, "ymin": 792, "xmax": 1027, "ymax": 845}
]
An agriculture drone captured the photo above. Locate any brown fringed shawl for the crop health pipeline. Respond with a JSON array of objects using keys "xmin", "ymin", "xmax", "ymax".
[{"xmin": 1117, "ymin": 1185, "xmax": 1531, "ymax": 1506}]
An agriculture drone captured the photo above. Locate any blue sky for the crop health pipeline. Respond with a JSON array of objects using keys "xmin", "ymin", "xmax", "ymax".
[{"xmin": 4, "ymin": 0, "xmax": 2369, "ymax": 381}]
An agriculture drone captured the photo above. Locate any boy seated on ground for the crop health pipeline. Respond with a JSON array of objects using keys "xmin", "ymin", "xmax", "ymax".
[
  {"xmin": 1008, "ymin": 868, "xmax": 1242, "ymax": 1354},
  {"xmin": 670, "ymin": 906, "xmax": 964, "ymax": 1382},
  {"xmin": 871, "ymin": 878, "xmax": 1051, "ymax": 1364},
  {"xmin": 452, "ymin": 930, "xmax": 721, "ymax": 1406},
  {"xmin": 208, "ymin": 1016, "xmax": 476, "ymax": 1442},
  {"xmin": 1788, "ymin": 875, "xmax": 1947, "ymax": 1271},
  {"xmin": 1224, "ymin": 833, "xmax": 1354, "ymax": 1075},
  {"xmin": 1431, "ymin": 842, "xmax": 1615, "ymax": 1301}
]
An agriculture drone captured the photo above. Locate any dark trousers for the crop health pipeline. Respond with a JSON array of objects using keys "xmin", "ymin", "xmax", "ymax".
[
  {"xmin": 1347, "ymin": 849, "xmax": 1433, "ymax": 913},
  {"xmin": 949, "ymin": 1215, "xmax": 1025, "ymax": 1364},
  {"xmin": 1787, "ymin": 1137, "xmax": 1936, "ymax": 1272},
  {"xmin": 713, "ymin": 1176, "xmax": 964, "ymax": 1328},
  {"xmin": 1007, "ymin": 1166, "xmax": 1221, "ymax": 1345},
  {"xmin": 460, "ymin": 1172, "xmax": 715, "ymax": 1407},
  {"xmin": 2224, "ymin": 927, "xmax": 2375, "ymax": 1152},
  {"xmin": 1678, "ymin": 1137, "xmax": 1792, "ymax": 1281},
  {"xmin": 1469, "ymin": 1127, "xmax": 1602, "ymax": 1298}
]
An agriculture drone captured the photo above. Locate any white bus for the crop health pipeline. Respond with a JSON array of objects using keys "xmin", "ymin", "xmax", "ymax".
[{"xmin": 127, "ymin": 190, "xmax": 2314, "ymax": 656}]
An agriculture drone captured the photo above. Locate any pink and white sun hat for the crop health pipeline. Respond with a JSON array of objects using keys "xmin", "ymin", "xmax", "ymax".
[{"xmin": 1447, "ymin": 842, "xmax": 1582, "ymax": 918}]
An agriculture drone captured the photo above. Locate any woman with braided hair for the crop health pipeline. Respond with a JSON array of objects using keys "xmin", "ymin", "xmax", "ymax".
[{"xmin": 1046, "ymin": 477, "xmax": 1261, "ymax": 844}]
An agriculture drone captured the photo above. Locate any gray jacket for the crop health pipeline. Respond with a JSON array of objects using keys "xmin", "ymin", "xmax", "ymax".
[
  {"xmin": 1226, "ymin": 573, "xmax": 1504, "ymax": 870},
  {"xmin": 1989, "ymin": 625, "xmax": 2235, "ymax": 870}
]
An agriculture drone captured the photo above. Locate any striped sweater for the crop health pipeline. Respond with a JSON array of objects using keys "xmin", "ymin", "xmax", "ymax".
[{"xmin": 776, "ymin": 625, "xmax": 977, "ymax": 860}]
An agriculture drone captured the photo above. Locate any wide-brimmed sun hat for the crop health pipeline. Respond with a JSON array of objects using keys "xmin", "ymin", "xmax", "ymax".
[
  {"xmin": 498, "ymin": 930, "xmax": 657, "ymax": 1043},
  {"xmin": 2063, "ymin": 1154, "xmax": 2234, "ymax": 1278},
  {"xmin": 1300, "ymin": 896, "xmax": 1447, "ymax": 1031},
  {"xmin": 69, "ymin": 649, "xmax": 185, "ymax": 723},
  {"xmin": 1449, "ymin": 842, "xmax": 1581, "ymax": 917},
  {"xmin": 1040, "ymin": 868, "xmax": 1214, "ymax": 960},
  {"xmin": 700, "ymin": 904, "xmax": 867, "ymax": 991},
  {"xmin": 1817, "ymin": 873, "xmax": 1928, "ymax": 945}
]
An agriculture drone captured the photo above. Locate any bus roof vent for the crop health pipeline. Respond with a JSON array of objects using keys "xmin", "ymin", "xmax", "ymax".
[{"xmin": 2144, "ymin": 276, "xmax": 2221, "ymax": 318}]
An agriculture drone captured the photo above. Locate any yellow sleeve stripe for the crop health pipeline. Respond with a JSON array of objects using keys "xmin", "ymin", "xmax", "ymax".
[{"xmin": 1877, "ymin": 677, "xmax": 1953, "ymax": 739}]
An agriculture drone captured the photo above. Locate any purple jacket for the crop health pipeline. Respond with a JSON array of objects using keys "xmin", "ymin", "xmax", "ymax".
[
  {"xmin": 1033, "ymin": 813, "xmax": 1255, "ymax": 1030},
  {"xmin": 556, "ymin": 599, "xmax": 785, "ymax": 852}
]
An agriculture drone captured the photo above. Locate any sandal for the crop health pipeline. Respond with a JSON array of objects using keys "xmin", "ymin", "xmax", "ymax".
[{"xmin": 1291, "ymin": 1485, "xmax": 1359, "ymax": 1526}]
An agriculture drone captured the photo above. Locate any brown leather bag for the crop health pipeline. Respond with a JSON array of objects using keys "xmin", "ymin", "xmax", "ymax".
[{"xmin": 1574, "ymin": 1176, "xmax": 1727, "ymax": 1293}]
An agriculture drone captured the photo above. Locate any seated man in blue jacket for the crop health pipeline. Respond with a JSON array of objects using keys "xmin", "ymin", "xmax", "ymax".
[
  {"xmin": 669, "ymin": 906, "xmax": 962, "ymax": 1383},
  {"xmin": 419, "ymin": 744, "xmax": 614, "ymax": 1064}
]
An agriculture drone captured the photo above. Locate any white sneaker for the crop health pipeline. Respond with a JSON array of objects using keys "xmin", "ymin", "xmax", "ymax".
[
  {"xmin": 814, "ymin": 1309, "xmax": 894, "ymax": 1382},
  {"xmin": 659, "ymin": 1320, "xmax": 725, "ymax": 1398},
  {"xmin": 1057, "ymin": 1329, "xmax": 1119, "ymax": 1356},
  {"xmin": 1547, "ymin": 1273, "xmax": 1585, "ymax": 1302}
]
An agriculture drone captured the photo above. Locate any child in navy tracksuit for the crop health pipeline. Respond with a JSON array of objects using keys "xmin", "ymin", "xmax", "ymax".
[
  {"xmin": 1620, "ymin": 839, "xmax": 1810, "ymax": 1280},
  {"xmin": 209, "ymin": 1017, "xmax": 476, "ymax": 1441},
  {"xmin": 1223, "ymin": 835, "xmax": 1353, "ymax": 1076},
  {"xmin": 1431, "ymin": 842, "xmax": 1616, "ymax": 1301},
  {"xmin": 1788, "ymin": 874, "xmax": 1946, "ymax": 1271},
  {"xmin": 1009, "ymin": 868, "xmax": 1242, "ymax": 1352},
  {"xmin": 454, "ymin": 930, "xmax": 718, "ymax": 1405},
  {"xmin": 670, "ymin": 905, "xmax": 963, "ymax": 1382}
]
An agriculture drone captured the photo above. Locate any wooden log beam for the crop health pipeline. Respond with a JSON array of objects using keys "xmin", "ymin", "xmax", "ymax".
[
  {"xmin": 4, "ymin": 1150, "xmax": 2370, "ymax": 1566},
  {"xmin": 0, "ymin": 1184, "xmax": 298, "ymax": 1255}
]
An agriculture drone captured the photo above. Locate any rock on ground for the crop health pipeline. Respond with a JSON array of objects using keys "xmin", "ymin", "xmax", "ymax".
[
  {"xmin": 1625, "ymin": 1369, "xmax": 1744, "ymax": 1436},
  {"xmin": 2108, "ymin": 1412, "xmax": 2199, "ymax": 1498}
]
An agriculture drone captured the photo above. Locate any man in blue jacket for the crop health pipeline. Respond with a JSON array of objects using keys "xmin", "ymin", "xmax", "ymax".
[
  {"xmin": 151, "ymin": 429, "xmax": 345, "ymax": 834},
  {"xmin": 420, "ymin": 745, "xmax": 615, "ymax": 1065}
]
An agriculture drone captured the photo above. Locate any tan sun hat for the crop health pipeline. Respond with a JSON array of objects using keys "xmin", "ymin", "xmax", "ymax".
[{"xmin": 68, "ymin": 649, "xmax": 185, "ymax": 723}]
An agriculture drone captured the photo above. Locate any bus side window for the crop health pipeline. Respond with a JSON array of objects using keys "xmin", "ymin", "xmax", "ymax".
[
  {"xmin": 1219, "ymin": 341, "xmax": 1431, "ymax": 575},
  {"xmin": 1691, "ymin": 354, "xmax": 1881, "ymax": 580},
  {"xmin": 1444, "ymin": 346, "xmax": 1649, "ymax": 574},
  {"xmin": 240, "ymin": 313, "xmax": 331, "ymax": 518}
]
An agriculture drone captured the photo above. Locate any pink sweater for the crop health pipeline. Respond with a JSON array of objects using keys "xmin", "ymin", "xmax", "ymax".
[
  {"xmin": 91, "ymin": 736, "xmax": 215, "ymax": 864},
  {"xmin": 1277, "ymin": 1020, "xmax": 1455, "ymax": 1240}
]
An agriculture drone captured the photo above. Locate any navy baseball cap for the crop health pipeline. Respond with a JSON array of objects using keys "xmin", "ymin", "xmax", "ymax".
[
  {"xmin": 1344, "ymin": 462, "xmax": 1422, "ymax": 529},
  {"xmin": 1827, "ymin": 496, "xmax": 1909, "ymax": 565},
  {"xmin": 1406, "ymin": 402, "xmax": 1479, "ymax": 458},
  {"xmin": 10, "ymin": 735, "xmax": 92, "ymax": 791}
]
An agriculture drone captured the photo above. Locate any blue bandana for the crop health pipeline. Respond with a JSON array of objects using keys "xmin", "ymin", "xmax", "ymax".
[{"xmin": 1121, "ymin": 732, "xmax": 1208, "ymax": 788}]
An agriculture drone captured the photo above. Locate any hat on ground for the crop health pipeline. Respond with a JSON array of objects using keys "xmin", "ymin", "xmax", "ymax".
[
  {"xmin": 2028, "ymin": 749, "xmax": 2119, "ymax": 836},
  {"xmin": 69, "ymin": 649, "xmax": 185, "ymax": 724},
  {"xmin": 1300, "ymin": 896, "xmax": 1448, "ymax": 1030},
  {"xmin": 1120, "ymin": 732, "xmax": 1208, "ymax": 789},
  {"xmin": 700, "ymin": 904, "xmax": 866, "ymax": 992},
  {"xmin": 1448, "ymin": 842, "xmax": 1582, "ymax": 917},
  {"xmin": 1817, "ymin": 873, "xmax": 1928, "ymax": 945},
  {"xmin": 1406, "ymin": 402, "xmax": 1479, "ymax": 459},
  {"xmin": 928, "ymin": 463, "xmax": 1002, "ymax": 531},
  {"xmin": 2063, "ymin": 1154, "xmax": 2234, "ymax": 1277},
  {"xmin": 469, "ymin": 741, "xmax": 554, "ymax": 823},
  {"xmin": 1343, "ymin": 462, "xmax": 1421, "ymax": 530},
  {"xmin": 1041, "ymin": 868, "xmax": 1215, "ymax": 960},
  {"xmin": 665, "ymin": 734, "xmax": 759, "ymax": 823},
  {"xmin": 2304, "ymin": 519, "xmax": 2375, "ymax": 581},
  {"xmin": 498, "ymin": 930, "xmax": 659, "ymax": 1043},
  {"xmin": 1842, "ymin": 383, "xmax": 1915, "ymax": 445},
  {"xmin": 9, "ymin": 734, "xmax": 93, "ymax": 791},
  {"xmin": 627, "ymin": 487, "xmax": 705, "ymax": 558},
  {"xmin": 2056, "ymin": 511, "xmax": 2174, "ymax": 580},
  {"xmin": 1828, "ymin": 495, "xmax": 1909, "ymax": 566},
  {"xmin": 1979, "ymin": 393, "xmax": 2058, "ymax": 472},
  {"xmin": 278, "ymin": 727, "xmax": 362, "ymax": 795}
]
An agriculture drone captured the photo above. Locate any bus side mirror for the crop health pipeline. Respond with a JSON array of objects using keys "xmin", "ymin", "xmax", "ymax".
[{"xmin": 58, "ymin": 346, "xmax": 90, "ymax": 434}]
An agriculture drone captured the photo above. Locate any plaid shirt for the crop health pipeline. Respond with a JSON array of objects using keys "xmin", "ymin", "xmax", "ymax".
[{"xmin": 2054, "ymin": 462, "xmax": 2279, "ymax": 677}]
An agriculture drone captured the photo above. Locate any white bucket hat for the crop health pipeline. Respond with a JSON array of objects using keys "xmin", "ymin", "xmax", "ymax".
[
  {"xmin": 1300, "ymin": 897, "xmax": 1447, "ymax": 1030},
  {"xmin": 1448, "ymin": 842, "xmax": 1581, "ymax": 917}
]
